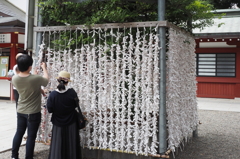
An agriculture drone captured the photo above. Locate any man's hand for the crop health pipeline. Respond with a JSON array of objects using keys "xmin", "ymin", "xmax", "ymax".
[
  {"xmin": 40, "ymin": 62, "xmax": 47, "ymax": 70},
  {"xmin": 40, "ymin": 62, "xmax": 49, "ymax": 80},
  {"xmin": 32, "ymin": 67, "xmax": 38, "ymax": 75}
]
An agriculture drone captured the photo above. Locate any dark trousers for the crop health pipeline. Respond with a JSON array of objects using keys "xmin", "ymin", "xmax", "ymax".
[
  {"xmin": 12, "ymin": 112, "xmax": 41, "ymax": 159},
  {"xmin": 13, "ymin": 89, "xmax": 19, "ymax": 108}
]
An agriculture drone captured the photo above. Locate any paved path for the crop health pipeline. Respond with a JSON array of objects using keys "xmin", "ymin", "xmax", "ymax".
[
  {"xmin": 197, "ymin": 97, "xmax": 240, "ymax": 112},
  {"xmin": 1, "ymin": 97, "xmax": 240, "ymax": 156},
  {"xmin": 0, "ymin": 100, "xmax": 26, "ymax": 152}
]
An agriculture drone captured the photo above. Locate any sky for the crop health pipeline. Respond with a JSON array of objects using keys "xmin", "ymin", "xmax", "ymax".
[{"xmin": 7, "ymin": 0, "xmax": 27, "ymax": 12}]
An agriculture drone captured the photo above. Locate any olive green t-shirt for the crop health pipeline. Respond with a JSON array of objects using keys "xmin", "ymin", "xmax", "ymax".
[{"xmin": 12, "ymin": 74, "xmax": 48, "ymax": 114}]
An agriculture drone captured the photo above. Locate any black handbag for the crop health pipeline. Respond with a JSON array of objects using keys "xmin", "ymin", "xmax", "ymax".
[{"xmin": 74, "ymin": 97, "xmax": 88, "ymax": 129}]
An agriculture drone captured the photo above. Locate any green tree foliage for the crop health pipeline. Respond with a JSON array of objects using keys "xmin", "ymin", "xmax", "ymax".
[
  {"xmin": 38, "ymin": 0, "xmax": 217, "ymax": 33},
  {"xmin": 39, "ymin": 0, "xmax": 158, "ymax": 26},
  {"xmin": 166, "ymin": 0, "xmax": 216, "ymax": 32},
  {"xmin": 208, "ymin": 0, "xmax": 239, "ymax": 9}
]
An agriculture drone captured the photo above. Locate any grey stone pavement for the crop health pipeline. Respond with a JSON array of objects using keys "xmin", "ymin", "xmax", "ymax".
[
  {"xmin": 0, "ymin": 97, "xmax": 240, "ymax": 158},
  {"xmin": 0, "ymin": 100, "xmax": 26, "ymax": 153}
]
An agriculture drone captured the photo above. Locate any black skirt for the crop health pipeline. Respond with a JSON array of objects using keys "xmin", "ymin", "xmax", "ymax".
[{"xmin": 48, "ymin": 122, "xmax": 82, "ymax": 159}]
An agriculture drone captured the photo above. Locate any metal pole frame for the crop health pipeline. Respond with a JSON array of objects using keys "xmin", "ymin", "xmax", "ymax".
[
  {"xmin": 34, "ymin": 21, "xmax": 169, "ymax": 32},
  {"xmin": 34, "ymin": 19, "xmax": 170, "ymax": 155},
  {"xmin": 25, "ymin": 0, "xmax": 35, "ymax": 51},
  {"xmin": 35, "ymin": 1, "xmax": 43, "ymax": 59},
  {"xmin": 158, "ymin": 0, "xmax": 167, "ymax": 156},
  {"xmin": 33, "ymin": 17, "xmax": 194, "ymax": 157}
]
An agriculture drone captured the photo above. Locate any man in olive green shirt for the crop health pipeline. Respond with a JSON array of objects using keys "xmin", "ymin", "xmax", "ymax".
[{"xmin": 11, "ymin": 54, "xmax": 49, "ymax": 159}]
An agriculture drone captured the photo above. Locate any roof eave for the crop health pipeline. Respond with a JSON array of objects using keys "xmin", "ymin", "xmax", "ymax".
[
  {"xmin": 194, "ymin": 32, "xmax": 240, "ymax": 39},
  {"xmin": 1, "ymin": 0, "xmax": 25, "ymax": 22},
  {"xmin": 0, "ymin": 26, "xmax": 25, "ymax": 33}
]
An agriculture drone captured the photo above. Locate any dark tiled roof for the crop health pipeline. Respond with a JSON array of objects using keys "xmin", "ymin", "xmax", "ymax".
[{"xmin": 0, "ymin": 17, "xmax": 25, "ymax": 27}]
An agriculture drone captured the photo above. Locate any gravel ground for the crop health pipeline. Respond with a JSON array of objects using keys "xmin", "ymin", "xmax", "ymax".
[
  {"xmin": 1, "ymin": 110, "xmax": 240, "ymax": 159},
  {"xmin": 176, "ymin": 110, "xmax": 240, "ymax": 159},
  {"xmin": 0, "ymin": 142, "xmax": 49, "ymax": 159}
]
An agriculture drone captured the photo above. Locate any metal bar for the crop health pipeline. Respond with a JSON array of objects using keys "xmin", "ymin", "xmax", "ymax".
[
  {"xmin": 86, "ymin": 146, "xmax": 170, "ymax": 158},
  {"xmin": 24, "ymin": 0, "xmax": 35, "ymax": 51},
  {"xmin": 34, "ymin": 21, "xmax": 169, "ymax": 32},
  {"xmin": 35, "ymin": 3, "xmax": 43, "ymax": 60},
  {"xmin": 158, "ymin": 0, "xmax": 167, "ymax": 156}
]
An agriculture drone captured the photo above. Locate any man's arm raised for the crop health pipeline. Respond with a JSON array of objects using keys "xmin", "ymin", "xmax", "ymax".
[{"xmin": 41, "ymin": 62, "xmax": 49, "ymax": 81}]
